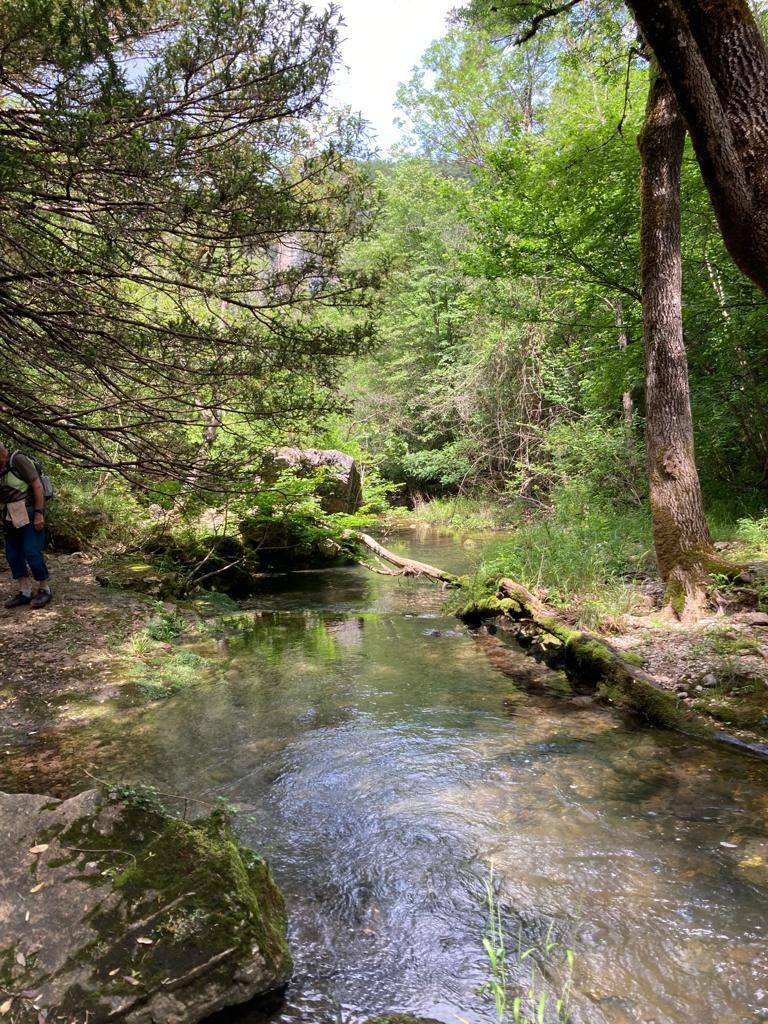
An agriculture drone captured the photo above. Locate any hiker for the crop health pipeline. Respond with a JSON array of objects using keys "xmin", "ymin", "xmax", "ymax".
[{"xmin": 0, "ymin": 444, "xmax": 52, "ymax": 609}]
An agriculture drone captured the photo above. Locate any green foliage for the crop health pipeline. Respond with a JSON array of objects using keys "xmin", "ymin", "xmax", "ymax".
[
  {"xmin": 106, "ymin": 781, "xmax": 166, "ymax": 815},
  {"xmin": 120, "ymin": 602, "xmax": 209, "ymax": 703},
  {"xmin": 234, "ymin": 468, "xmax": 374, "ymax": 568},
  {"xmin": 466, "ymin": 483, "xmax": 652, "ymax": 627},
  {"xmin": 45, "ymin": 466, "xmax": 149, "ymax": 551},
  {"xmin": 475, "ymin": 864, "xmax": 574, "ymax": 1024},
  {"xmin": 389, "ymin": 495, "xmax": 515, "ymax": 531},
  {"xmin": 131, "ymin": 648, "xmax": 207, "ymax": 701},
  {"xmin": 145, "ymin": 606, "xmax": 187, "ymax": 643},
  {"xmin": 0, "ymin": 0, "xmax": 373, "ymax": 481},
  {"xmin": 735, "ymin": 515, "xmax": 768, "ymax": 557},
  {"xmin": 343, "ymin": 14, "xmax": 768, "ymax": 543}
]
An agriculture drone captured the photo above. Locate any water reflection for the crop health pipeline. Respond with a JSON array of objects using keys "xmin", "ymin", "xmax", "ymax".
[{"xmin": 3, "ymin": 531, "xmax": 768, "ymax": 1024}]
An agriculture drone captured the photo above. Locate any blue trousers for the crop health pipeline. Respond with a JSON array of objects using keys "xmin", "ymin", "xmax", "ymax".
[{"xmin": 4, "ymin": 521, "xmax": 49, "ymax": 582}]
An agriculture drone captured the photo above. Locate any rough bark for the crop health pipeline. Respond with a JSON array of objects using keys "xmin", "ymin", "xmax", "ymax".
[
  {"xmin": 626, "ymin": 0, "xmax": 768, "ymax": 296},
  {"xmin": 638, "ymin": 65, "xmax": 716, "ymax": 618}
]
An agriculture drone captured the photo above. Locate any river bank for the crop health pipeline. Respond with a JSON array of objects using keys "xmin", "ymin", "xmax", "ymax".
[
  {"xmin": 3, "ymin": 531, "xmax": 768, "ymax": 764},
  {"xmin": 0, "ymin": 553, "xmax": 154, "ymax": 742}
]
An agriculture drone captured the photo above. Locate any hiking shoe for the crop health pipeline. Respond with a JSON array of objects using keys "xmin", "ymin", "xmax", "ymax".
[
  {"xmin": 4, "ymin": 592, "xmax": 31, "ymax": 608},
  {"xmin": 30, "ymin": 588, "xmax": 52, "ymax": 609}
]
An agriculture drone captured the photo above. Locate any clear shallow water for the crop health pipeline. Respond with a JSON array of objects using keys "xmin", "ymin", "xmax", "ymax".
[{"xmin": 6, "ymin": 530, "xmax": 768, "ymax": 1023}]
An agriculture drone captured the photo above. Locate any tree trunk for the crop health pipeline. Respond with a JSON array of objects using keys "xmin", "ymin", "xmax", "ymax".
[
  {"xmin": 639, "ymin": 64, "xmax": 714, "ymax": 619},
  {"xmin": 626, "ymin": 0, "xmax": 768, "ymax": 297}
]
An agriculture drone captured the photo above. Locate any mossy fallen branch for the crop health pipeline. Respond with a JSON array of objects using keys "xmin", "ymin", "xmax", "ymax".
[
  {"xmin": 353, "ymin": 538, "xmax": 768, "ymax": 753},
  {"xmin": 487, "ymin": 579, "xmax": 704, "ymax": 731},
  {"xmin": 459, "ymin": 578, "xmax": 768, "ymax": 756},
  {"xmin": 458, "ymin": 578, "xmax": 724, "ymax": 734}
]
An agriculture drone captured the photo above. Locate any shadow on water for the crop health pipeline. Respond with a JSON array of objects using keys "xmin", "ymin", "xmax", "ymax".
[{"xmin": 3, "ymin": 529, "xmax": 768, "ymax": 1023}]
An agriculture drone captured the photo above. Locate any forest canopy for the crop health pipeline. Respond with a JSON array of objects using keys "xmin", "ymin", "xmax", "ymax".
[
  {"xmin": 2, "ymin": 0, "xmax": 768, "ymax": 620},
  {"xmin": 0, "ymin": 0, "xmax": 373, "ymax": 481}
]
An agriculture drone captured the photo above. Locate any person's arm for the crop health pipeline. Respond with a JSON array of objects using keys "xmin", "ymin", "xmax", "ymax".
[{"xmin": 30, "ymin": 476, "xmax": 45, "ymax": 531}]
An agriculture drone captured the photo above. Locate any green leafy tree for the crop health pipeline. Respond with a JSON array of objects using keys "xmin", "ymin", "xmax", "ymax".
[{"xmin": 0, "ymin": 0, "xmax": 372, "ymax": 482}]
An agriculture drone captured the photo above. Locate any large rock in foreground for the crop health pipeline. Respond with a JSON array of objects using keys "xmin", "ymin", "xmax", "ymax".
[
  {"xmin": 266, "ymin": 447, "xmax": 363, "ymax": 514},
  {"xmin": 0, "ymin": 789, "xmax": 291, "ymax": 1023}
]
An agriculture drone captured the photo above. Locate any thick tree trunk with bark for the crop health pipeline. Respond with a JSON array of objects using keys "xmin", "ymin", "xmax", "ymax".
[
  {"xmin": 626, "ymin": 0, "xmax": 768, "ymax": 296},
  {"xmin": 639, "ymin": 65, "xmax": 715, "ymax": 618}
]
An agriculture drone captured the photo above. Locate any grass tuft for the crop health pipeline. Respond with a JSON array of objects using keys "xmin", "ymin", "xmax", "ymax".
[{"xmin": 470, "ymin": 863, "xmax": 575, "ymax": 1024}]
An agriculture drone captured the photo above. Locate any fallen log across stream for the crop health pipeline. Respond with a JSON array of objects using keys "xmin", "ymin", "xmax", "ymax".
[
  {"xmin": 462, "ymin": 579, "xmax": 768, "ymax": 757},
  {"xmin": 346, "ymin": 531, "xmax": 458, "ymax": 584},
  {"xmin": 348, "ymin": 532, "xmax": 768, "ymax": 758}
]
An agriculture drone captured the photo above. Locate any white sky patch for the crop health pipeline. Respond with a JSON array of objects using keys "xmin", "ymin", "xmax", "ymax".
[{"xmin": 310, "ymin": 0, "xmax": 457, "ymax": 152}]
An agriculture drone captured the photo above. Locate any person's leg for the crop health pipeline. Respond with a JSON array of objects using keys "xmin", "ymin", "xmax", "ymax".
[
  {"xmin": 3, "ymin": 523, "xmax": 33, "ymax": 607},
  {"xmin": 20, "ymin": 524, "xmax": 52, "ymax": 608}
]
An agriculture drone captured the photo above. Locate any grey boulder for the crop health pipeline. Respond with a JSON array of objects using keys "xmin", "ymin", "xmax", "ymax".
[
  {"xmin": 0, "ymin": 788, "xmax": 291, "ymax": 1023},
  {"xmin": 265, "ymin": 447, "xmax": 363, "ymax": 513}
]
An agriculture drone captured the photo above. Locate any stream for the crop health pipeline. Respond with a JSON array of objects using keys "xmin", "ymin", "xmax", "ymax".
[{"xmin": 5, "ymin": 530, "xmax": 768, "ymax": 1023}]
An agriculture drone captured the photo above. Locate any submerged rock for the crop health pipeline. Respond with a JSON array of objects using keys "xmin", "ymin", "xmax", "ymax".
[
  {"xmin": 0, "ymin": 789, "xmax": 291, "ymax": 1023},
  {"xmin": 363, "ymin": 1017, "xmax": 445, "ymax": 1024}
]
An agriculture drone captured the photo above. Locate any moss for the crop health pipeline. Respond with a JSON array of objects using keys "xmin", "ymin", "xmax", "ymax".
[
  {"xmin": 544, "ymin": 671, "xmax": 573, "ymax": 696},
  {"xmin": 565, "ymin": 633, "xmax": 615, "ymax": 673},
  {"xmin": 694, "ymin": 698, "xmax": 767, "ymax": 730},
  {"xmin": 621, "ymin": 650, "xmax": 645, "ymax": 667},
  {"xmin": 0, "ymin": 945, "xmax": 17, "ymax": 989},
  {"xmin": 456, "ymin": 595, "xmax": 503, "ymax": 622},
  {"xmin": 597, "ymin": 677, "xmax": 700, "ymax": 732},
  {"xmin": 664, "ymin": 577, "xmax": 687, "ymax": 618},
  {"xmin": 52, "ymin": 794, "xmax": 291, "ymax": 1012},
  {"xmin": 99, "ymin": 559, "xmax": 186, "ymax": 599}
]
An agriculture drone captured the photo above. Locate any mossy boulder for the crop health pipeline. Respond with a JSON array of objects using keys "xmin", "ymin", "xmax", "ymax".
[
  {"xmin": 0, "ymin": 788, "xmax": 291, "ymax": 1022},
  {"xmin": 95, "ymin": 559, "xmax": 186, "ymax": 599},
  {"xmin": 238, "ymin": 515, "xmax": 354, "ymax": 572}
]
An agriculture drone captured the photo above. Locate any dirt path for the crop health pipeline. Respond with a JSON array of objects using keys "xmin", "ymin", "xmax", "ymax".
[{"xmin": 0, "ymin": 553, "xmax": 151, "ymax": 745}]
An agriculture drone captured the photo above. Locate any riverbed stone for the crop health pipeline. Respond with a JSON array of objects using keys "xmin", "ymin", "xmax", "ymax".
[
  {"xmin": 0, "ymin": 788, "xmax": 291, "ymax": 1023},
  {"xmin": 741, "ymin": 611, "xmax": 768, "ymax": 627},
  {"xmin": 363, "ymin": 1017, "xmax": 445, "ymax": 1024}
]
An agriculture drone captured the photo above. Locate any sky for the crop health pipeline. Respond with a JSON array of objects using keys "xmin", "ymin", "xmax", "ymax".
[{"xmin": 310, "ymin": 0, "xmax": 457, "ymax": 151}]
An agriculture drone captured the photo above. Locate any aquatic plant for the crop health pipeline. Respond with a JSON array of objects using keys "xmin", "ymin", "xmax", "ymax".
[
  {"xmin": 469, "ymin": 864, "xmax": 575, "ymax": 1024},
  {"xmin": 145, "ymin": 605, "xmax": 187, "ymax": 642}
]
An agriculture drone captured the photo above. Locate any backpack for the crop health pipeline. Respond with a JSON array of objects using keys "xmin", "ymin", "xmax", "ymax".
[{"xmin": 9, "ymin": 450, "xmax": 55, "ymax": 502}]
